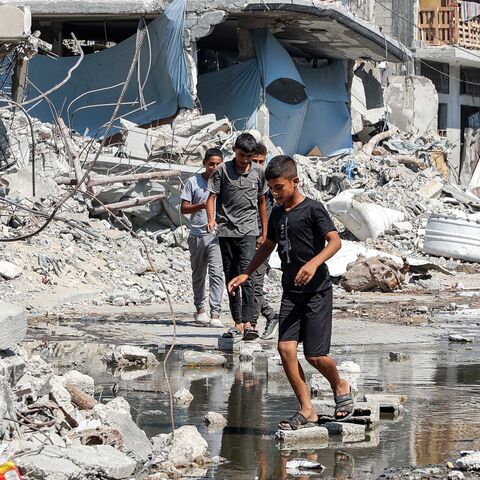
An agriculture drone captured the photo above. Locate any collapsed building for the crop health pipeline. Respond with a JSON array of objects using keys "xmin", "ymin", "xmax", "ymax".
[{"xmin": 1, "ymin": 0, "xmax": 410, "ymax": 155}]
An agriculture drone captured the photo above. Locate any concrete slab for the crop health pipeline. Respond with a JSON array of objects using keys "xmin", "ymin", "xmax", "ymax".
[
  {"xmin": 323, "ymin": 421, "xmax": 366, "ymax": 442},
  {"xmin": 276, "ymin": 426, "xmax": 329, "ymax": 450}
]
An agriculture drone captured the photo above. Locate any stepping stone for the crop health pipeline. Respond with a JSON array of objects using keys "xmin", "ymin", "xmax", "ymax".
[
  {"xmin": 323, "ymin": 422, "xmax": 366, "ymax": 443},
  {"xmin": 363, "ymin": 394, "xmax": 407, "ymax": 414},
  {"xmin": 276, "ymin": 426, "xmax": 329, "ymax": 450}
]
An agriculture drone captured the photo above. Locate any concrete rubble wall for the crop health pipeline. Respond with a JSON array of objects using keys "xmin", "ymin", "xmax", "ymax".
[{"xmin": 384, "ymin": 76, "xmax": 439, "ymax": 136}]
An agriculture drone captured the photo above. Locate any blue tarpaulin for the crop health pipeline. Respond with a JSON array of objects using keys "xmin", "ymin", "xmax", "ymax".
[
  {"xmin": 198, "ymin": 28, "xmax": 352, "ymax": 157},
  {"xmin": 26, "ymin": 0, "xmax": 194, "ymax": 136}
]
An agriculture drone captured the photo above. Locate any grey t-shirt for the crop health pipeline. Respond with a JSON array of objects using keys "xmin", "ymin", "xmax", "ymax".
[
  {"xmin": 180, "ymin": 173, "xmax": 210, "ymax": 236},
  {"xmin": 208, "ymin": 160, "xmax": 267, "ymax": 237}
]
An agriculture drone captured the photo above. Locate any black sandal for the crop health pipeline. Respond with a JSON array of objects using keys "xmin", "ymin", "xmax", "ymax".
[
  {"xmin": 242, "ymin": 328, "xmax": 259, "ymax": 341},
  {"xmin": 278, "ymin": 412, "xmax": 317, "ymax": 431},
  {"xmin": 334, "ymin": 386, "xmax": 357, "ymax": 422}
]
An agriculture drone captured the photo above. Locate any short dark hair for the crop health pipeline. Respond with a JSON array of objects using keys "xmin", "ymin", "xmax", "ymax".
[
  {"xmin": 234, "ymin": 133, "xmax": 257, "ymax": 153},
  {"xmin": 204, "ymin": 148, "xmax": 223, "ymax": 162},
  {"xmin": 265, "ymin": 155, "xmax": 297, "ymax": 180},
  {"xmin": 253, "ymin": 142, "xmax": 267, "ymax": 156}
]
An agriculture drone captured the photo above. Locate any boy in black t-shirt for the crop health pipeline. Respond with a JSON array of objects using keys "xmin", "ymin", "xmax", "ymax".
[{"xmin": 228, "ymin": 155, "xmax": 356, "ymax": 429}]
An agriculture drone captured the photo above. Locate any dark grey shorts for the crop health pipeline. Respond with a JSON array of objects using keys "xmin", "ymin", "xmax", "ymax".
[{"xmin": 278, "ymin": 288, "xmax": 333, "ymax": 356}]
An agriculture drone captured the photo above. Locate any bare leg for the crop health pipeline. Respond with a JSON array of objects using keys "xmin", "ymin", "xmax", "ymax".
[
  {"xmin": 278, "ymin": 341, "xmax": 317, "ymax": 422},
  {"xmin": 306, "ymin": 355, "xmax": 350, "ymax": 418}
]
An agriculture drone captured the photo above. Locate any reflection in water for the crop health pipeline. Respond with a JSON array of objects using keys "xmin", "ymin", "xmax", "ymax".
[{"xmin": 21, "ymin": 310, "xmax": 480, "ymax": 479}]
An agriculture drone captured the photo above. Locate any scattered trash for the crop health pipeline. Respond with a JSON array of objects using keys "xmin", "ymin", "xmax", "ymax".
[{"xmin": 285, "ymin": 458, "xmax": 325, "ymax": 470}]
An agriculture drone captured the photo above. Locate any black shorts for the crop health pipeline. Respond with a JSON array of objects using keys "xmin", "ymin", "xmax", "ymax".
[{"xmin": 278, "ymin": 288, "xmax": 333, "ymax": 356}]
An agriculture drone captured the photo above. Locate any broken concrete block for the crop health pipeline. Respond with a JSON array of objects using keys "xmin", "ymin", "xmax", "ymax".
[
  {"xmin": 419, "ymin": 179, "xmax": 444, "ymax": 199},
  {"xmin": 173, "ymin": 113, "xmax": 217, "ymax": 137},
  {"xmin": 63, "ymin": 370, "xmax": 95, "ymax": 396},
  {"xmin": 392, "ymin": 221, "xmax": 413, "ymax": 233},
  {"xmin": 63, "ymin": 445, "xmax": 137, "ymax": 478},
  {"xmin": 17, "ymin": 444, "xmax": 136, "ymax": 480},
  {"xmin": 0, "ymin": 302, "xmax": 27, "ymax": 350},
  {"xmin": 182, "ymin": 351, "xmax": 226, "ymax": 367},
  {"xmin": 105, "ymin": 345, "xmax": 159, "ymax": 367},
  {"xmin": 151, "ymin": 425, "xmax": 208, "ymax": 467},
  {"xmin": 204, "ymin": 411, "xmax": 227, "ymax": 428},
  {"xmin": 0, "ymin": 350, "xmax": 26, "ymax": 385},
  {"xmin": 276, "ymin": 426, "xmax": 329, "ymax": 450},
  {"xmin": 173, "ymin": 387, "xmax": 194, "ymax": 407},
  {"xmin": 363, "ymin": 394, "xmax": 407, "ymax": 414},
  {"xmin": 323, "ymin": 421, "xmax": 366, "ymax": 442},
  {"xmin": 50, "ymin": 375, "xmax": 79, "ymax": 427},
  {"xmin": 0, "ymin": 260, "xmax": 22, "ymax": 279},
  {"xmin": 93, "ymin": 397, "xmax": 152, "ymax": 462},
  {"xmin": 456, "ymin": 451, "xmax": 480, "ymax": 471},
  {"xmin": 16, "ymin": 445, "xmax": 82, "ymax": 479}
]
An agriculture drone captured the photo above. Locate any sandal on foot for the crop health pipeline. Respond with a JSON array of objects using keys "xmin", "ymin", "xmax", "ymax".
[
  {"xmin": 334, "ymin": 386, "xmax": 357, "ymax": 422},
  {"xmin": 242, "ymin": 328, "xmax": 259, "ymax": 341},
  {"xmin": 278, "ymin": 412, "xmax": 317, "ymax": 431},
  {"xmin": 222, "ymin": 327, "xmax": 242, "ymax": 338}
]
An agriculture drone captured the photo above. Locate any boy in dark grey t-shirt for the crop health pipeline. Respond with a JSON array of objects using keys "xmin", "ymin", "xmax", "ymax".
[{"xmin": 206, "ymin": 133, "xmax": 268, "ymax": 340}]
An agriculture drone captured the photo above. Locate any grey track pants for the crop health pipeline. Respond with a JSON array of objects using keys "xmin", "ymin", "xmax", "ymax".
[
  {"xmin": 251, "ymin": 258, "xmax": 276, "ymax": 323},
  {"xmin": 188, "ymin": 234, "xmax": 224, "ymax": 315}
]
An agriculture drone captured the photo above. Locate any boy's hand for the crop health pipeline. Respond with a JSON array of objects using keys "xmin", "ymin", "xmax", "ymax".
[
  {"xmin": 207, "ymin": 221, "xmax": 217, "ymax": 233},
  {"xmin": 228, "ymin": 274, "xmax": 249, "ymax": 296},
  {"xmin": 294, "ymin": 260, "xmax": 320, "ymax": 287},
  {"xmin": 256, "ymin": 234, "xmax": 266, "ymax": 249}
]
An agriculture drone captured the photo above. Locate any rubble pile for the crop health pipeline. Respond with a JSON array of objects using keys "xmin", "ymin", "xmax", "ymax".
[
  {"xmin": 295, "ymin": 130, "xmax": 480, "ymax": 267},
  {"xmin": 0, "ymin": 347, "xmax": 216, "ymax": 479}
]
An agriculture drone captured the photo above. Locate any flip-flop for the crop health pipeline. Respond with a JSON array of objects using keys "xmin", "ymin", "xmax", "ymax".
[
  {"xmin": 222, "ymin": 327, "xmax": 242, "ymax": 338},
  {"xmin": 278, "ymin": 412, "xmax": 318, "ymax": 431},
  {"xmin": 242, "ymin": 328, "xmax": 259, "ymax": 341},
  {"xmin": 334, "ymin": 385, "xmax": 358, "ymax": 422}
]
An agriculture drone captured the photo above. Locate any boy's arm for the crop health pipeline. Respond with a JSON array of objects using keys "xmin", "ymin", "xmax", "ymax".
[
  {"xmin": 228, "ymin": 239, "xmax": 276, "ymax": 294},
  {"xmin": 294, "ymin": 230, "xmax": 341, "ymax": 287},
  {"xmin": 206, "ymin": 192, "xmax": 217, "ymax": 232},
  {"xmin": 257, "ymin": 194, "xmax": 268, "ymax": 247},
  {"xmin": 180, "ymin": 199, "xmax": 206, "ymax": 214}
]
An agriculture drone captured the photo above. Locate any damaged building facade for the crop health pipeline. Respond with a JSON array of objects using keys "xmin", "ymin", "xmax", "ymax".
[{"xmin": 0, "ymin": 0, "xmax": 410, "ymax": 159}]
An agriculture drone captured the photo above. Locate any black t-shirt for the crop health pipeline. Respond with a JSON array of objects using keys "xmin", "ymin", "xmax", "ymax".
[{"xmin": 267, "ymin": 197, "xmax": 336, "ymax": 293}]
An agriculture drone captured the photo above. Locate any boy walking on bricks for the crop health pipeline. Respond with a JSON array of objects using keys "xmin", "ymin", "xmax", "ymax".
[
  {"xmin": 228, "ymin": 155, "xmax": 356, "ymax": 428},
  {"xmin": 207, "ymin": 133, "xmax": 268, "ymax": 341},
  {"xmin": 181, "ymin": 148, "xmax": 224, "ymax": 328}
]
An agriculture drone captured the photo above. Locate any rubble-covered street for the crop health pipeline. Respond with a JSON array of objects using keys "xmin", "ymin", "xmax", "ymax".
[{"xmin": 1, "ymin": 1, "xmax": 480, "ymax": 479}]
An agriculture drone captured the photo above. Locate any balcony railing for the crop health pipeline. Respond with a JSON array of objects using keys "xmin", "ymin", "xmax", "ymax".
[{"xmin": 418, "ymin": 6, "xmax": 480, "ymax": 50}]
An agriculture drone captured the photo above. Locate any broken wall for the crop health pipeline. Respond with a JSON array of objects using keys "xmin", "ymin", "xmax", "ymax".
[{"xmin": 384, "ymin": 76, "xmax": 438, "ymax": 135}]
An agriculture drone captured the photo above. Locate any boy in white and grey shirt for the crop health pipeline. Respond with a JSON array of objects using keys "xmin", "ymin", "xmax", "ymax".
[{"xmin": 180, "ymin": 148, "xmax": 225, "ymax": 327}]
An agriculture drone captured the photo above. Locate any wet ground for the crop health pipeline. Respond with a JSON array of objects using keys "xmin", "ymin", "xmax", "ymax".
[{"xmin": 24, "ymin": 307, "xmax": 480, "ymax": 480}]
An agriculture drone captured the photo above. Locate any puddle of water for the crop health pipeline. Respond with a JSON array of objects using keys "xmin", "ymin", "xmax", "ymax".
[{"xmin": 22, "ymin": 310, "xmax": 480, "ymax": 479}]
